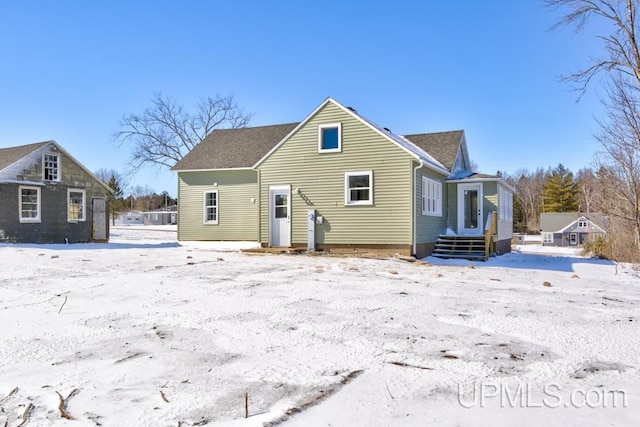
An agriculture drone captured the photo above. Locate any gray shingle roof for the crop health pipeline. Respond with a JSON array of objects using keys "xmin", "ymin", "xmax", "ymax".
[
  {"xmin": 0, "ymin": 141, "xmax": 50, "ymax": 171},
  {"xmin": 171, "ymin": 123, "xmax": 299, "ymax": 171},
  {"xmin": 540, "ymin": 212, "xmax": 608, "ymax": 232},
  {"xmin": 403, "ymin": 130, "xmax": 463, "ymax": 171},
  {"xmin": 540, "ymin": 213, "xmax": 580, "ymax": 232}
]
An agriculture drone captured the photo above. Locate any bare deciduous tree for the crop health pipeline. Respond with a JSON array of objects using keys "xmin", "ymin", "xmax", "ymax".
[
  {"xmin": 576, "ymin": 167, "xmax": 601, "ymax": 213},
  {"xmin": 114, "ymin": 93, "xmax": 252, "ymax": 170},
  {"xmin": 547, "ymin": 0, "xmax": 640, "ymax": 94},
  {"xmin": 506, "ymin": 168, "xmax": 546, "ymax": 233},
  {"xmin": 594, "ymin": 78, "xmax": 640, "ymax": 257},
  {"xmin": 549, "ymin": 0, "xmax": 640, "ymax": 261}
]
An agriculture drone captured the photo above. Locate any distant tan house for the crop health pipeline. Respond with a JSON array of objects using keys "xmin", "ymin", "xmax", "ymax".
[
  {"xmin": 540, "ymin": 213, "xmax": 607, "ymax": 247},
  {"xmin": 0, "ymin": 141, "xmax": 112, "ymax": 243},
  {"xmin": 172, "ymin": 98, "xmax": 513, "ymax": 259}
]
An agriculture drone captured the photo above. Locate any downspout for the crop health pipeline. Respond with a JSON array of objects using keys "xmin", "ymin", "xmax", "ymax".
[
  {"xmin": 413, "ymin": 160, "xmax": 424, "ymax": 257},
  {"xmin": 257, "ymin": 169, "xmax": 261, "ymax": 246}
]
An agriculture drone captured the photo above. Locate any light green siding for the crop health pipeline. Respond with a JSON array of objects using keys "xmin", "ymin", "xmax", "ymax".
[
  {"xmin": 258, "ymin": 102, "xmax": 415, "ymax": 246},
  {"xmin": 415, "ymin": 165, "xmax": 448, "ymax": 243},
  {"xmin": 483, "ymin": 181, "xmax": 498, "ymax": 227},
  {"xmin": 447, "ymin": 183, "xmax": 457, "ymax": 231},
  {"xmin": 481, "ymin": 181, "xmax": 513, "ymax": 240},
  {"xmin": 177, "ymin": 170, "xmax": 258, "ymax": 241}
]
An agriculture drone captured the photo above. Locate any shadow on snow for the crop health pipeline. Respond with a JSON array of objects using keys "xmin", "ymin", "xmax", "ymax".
[
  {"xmin": 425, "ymin": 251, "xmax": 615, "ymax": 273},
  {"xmin": 0, "ymin": 241, "xmax": 181, "ymax": 251}
]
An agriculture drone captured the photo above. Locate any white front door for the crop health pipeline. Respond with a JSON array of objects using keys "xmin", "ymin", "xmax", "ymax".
[
  {"xmin": 458, "ymin": 183, "xmax": 483, "ymax": 235},
  {"xmin": 269, "ymin": 185, "xmax": 291, "ymax": 247}
]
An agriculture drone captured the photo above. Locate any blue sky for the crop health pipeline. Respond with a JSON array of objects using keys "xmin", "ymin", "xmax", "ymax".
[{"xmin": 0, "ymin": 1, "xmax": 606, "ymax": 196}]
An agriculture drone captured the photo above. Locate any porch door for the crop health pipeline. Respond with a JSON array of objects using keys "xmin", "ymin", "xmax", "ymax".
[
  {"xmin": 569, "ymin": 233, "xmax": 578, "ymax": 246},
  {"xmin": 92, "ymin": 197, "xmax": 108, "ymax": 241},
  {"xmin": 269, "ymin": 185, "xmax": 291, "ymax": 247},
  {"xmin": 458, "ymin": 183, "xmax": 483, "ymax": 235}
]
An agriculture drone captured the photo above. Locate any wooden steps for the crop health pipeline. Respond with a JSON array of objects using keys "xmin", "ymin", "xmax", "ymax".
[{"xmin": 431, "ymin": 235, "xmax": 488, "ymax": 261}]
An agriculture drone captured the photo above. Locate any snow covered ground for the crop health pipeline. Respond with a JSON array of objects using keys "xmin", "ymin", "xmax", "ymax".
[{"xmin": 1, "ymin": 227, "xmax": 638, "ymax": 426}]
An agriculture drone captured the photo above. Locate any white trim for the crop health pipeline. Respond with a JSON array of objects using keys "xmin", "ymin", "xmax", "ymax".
[
  {"xmin": 318, "ymin": 122, "xmax": 342, "ymax": 153},
  {"xmin": 412, "ymin": 160, "xmax": 424, "ymax": 255},
  {"xmin": 174, "ymin": 167, "xmax": 254, "ymax": 172},
  {"xmin": 18, "ymin": 185, "xmax": 41, "ymax": 223},
  {"xmin": 203, "ymin": 189, "xmax": 219, "ymax": 224},
  {"xmin": 421, "ymin": 176, "xmax": 442, "ymax": 216},
  {"xmin": 543, "ymin": 232, "xmax": 553, "ymax": 244},
  {"xmin": 344, "ymin": 171, "xmax": 373, "ymax": 206},
  {"xmin": 558, "ymin": 216, "xmax": 606, "ymax": 234},
  {"xmin": 43, "ymin": 152, "xmax": 61, "ymax": 182},
  {"xmin": 457, "ymin": 182, "xmax": 483, "ymax": 235},
  {"xmin": 0, "ymin": 180, "xmax": 45, "ymax": 186},
  {"xmin": 67, "ymin": 188, "xmax": 86, "ymax": 222},
  {"xmin": 448, "ymin": 177, "xmax": 516, "ymax": 193}
]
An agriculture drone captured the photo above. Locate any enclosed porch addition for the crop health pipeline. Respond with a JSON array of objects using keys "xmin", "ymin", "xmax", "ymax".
[{"xmin": 432, "ymin": 175, "xmax": 513, "ymax": 260}]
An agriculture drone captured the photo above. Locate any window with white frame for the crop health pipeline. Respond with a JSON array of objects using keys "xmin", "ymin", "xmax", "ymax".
[
  {"xmin": 203, "ymin": 190, "xmax": 218, "ymax": 224},
  {"xmin": 67, "ymin": 189, "xmax": 86, "ymax": 221},
  {"xmin": 19, "ymin": 186, "xmax": 41, "ymax": 222},
  {"xmin": 498, "ymin": 186, "xmax": 513, "ymax": 221},
  {"xmin": 543, "ymin": 233, "xmax": 553, "ymax": 243},
  {"xmin": 318, "ymin": 123, "xmax": 342, "ymax": 152},
  {"xmin": 43, "ymin": 153, "xmax": 60, "ymax": 181},
  {"xmin": 422, "ymin": 176, "xmax": 442, "ymax": 216},
  {"xmin": 345, "ymin": 171, "xmax": 373, "ymax": 205},
  {"xmin": 578, "ymin": 220, "xmax": 588, "ymax": 228}
]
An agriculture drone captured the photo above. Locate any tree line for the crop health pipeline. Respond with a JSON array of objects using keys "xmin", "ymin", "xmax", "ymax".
[
  {"xmin": 503, "ymin": 163, "xmax": 598, "ymax": 233},
  {"xmin": 94, "ymin": 168, "xmax": 176, "ymax": 226}
]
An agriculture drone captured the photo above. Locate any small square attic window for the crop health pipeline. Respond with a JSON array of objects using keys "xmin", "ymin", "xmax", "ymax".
[{"xmin": 318, "ymin": 123, "xmax": 341, "ymax": 152}]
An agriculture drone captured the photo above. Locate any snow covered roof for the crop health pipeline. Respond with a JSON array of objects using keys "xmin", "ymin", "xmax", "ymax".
[
  {"xmin": 0, "ymin": 141, "xmax": 50, "ymax": 172},
  {"xmin": 347, "ymin": 106, "xmax": 448, "ymax": 171}
]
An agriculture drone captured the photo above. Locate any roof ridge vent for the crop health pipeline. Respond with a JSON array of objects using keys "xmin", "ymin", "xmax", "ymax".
[
  {"xmin": 383, "ymin": 127, "xmax": 391, "ymax": 133},
  {"xmin": 347, "ymin": 106, "xmax": 357, "ymax": 113}
]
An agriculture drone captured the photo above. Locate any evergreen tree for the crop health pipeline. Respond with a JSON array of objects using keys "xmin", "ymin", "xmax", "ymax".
[
  {"xmin": 542, "ymin": 164, "xmax": 579, "ymax": 212},
  {"xmin": 95, "ymin": 169, "xmax": 128, "ymax": 225}
]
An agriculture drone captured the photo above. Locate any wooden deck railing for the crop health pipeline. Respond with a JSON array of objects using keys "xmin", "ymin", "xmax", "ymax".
[{"xmin": 484, "ymin": 211, "xmax": 498, "ymax": 260}]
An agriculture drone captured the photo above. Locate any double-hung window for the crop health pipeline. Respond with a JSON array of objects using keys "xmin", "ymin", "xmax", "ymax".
[
  {"xmin": 19, "ymin": 186, "xmax": 41, "ymax": 223},
  {"xmin": 345, "ymin": 171, "xmax": 373, "ymax": 205},
  {"xmin": 43, "ymin": 153, "xmax": 60, "ymax": 181},
  {"xmin": 422, "ymin": 176, "xmax": 442, "ymax": 216},
  {"xmin": 203, "ymin": 190, "xmax": 218, "ymax": 224},
  {"xmin": 498, "ymin": 186, "xmax": 513, "ymax": 221},
  {"xmin": 318, "ymin": 123, "xmax": 342, "ymax": 152},
  {"xmin": 67, "ymin": 189, "xmax": 86, "ymax": 222},
  {"xmin": 543, "ymin": 233, "xmax": 553, "ymax": 244}
]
